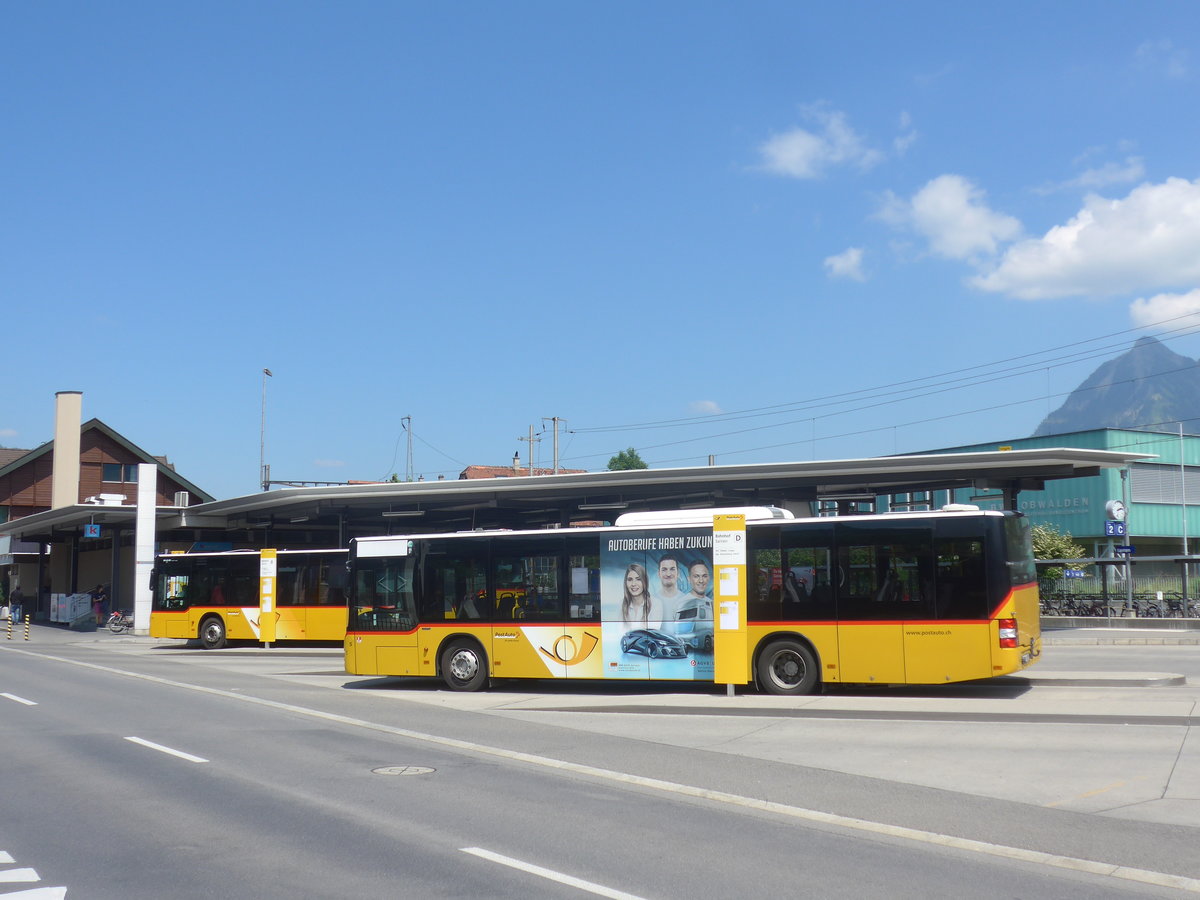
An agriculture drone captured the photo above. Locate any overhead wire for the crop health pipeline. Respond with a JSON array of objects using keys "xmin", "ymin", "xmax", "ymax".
[
  {"xmin": 570, "ymin": 312, "xmax": 1200, "ymax": 435},
  {"xmin": 561, "ymin": 311, "xmax": 1200, "ymax": 467}
]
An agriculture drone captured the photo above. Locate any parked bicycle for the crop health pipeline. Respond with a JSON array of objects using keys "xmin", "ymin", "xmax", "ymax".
[
  {"xmin": 1161, "ymin": 594, "xmax": 1200, "ymax": 617},
  {"xmin": 1040, "ymin": 596, "xmax": 1066, "ymax": 615},
  {"xmin": 106, "ymin": 610, "xmax": 134, "ymax": 634},
  {"xmin": 1135, "ymin": 598, "xmax": 1162, "ymax": 618}
]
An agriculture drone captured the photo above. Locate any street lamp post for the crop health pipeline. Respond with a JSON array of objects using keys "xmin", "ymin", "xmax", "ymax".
[
  {"xmin": 260, "ymin": 368, "xmax": 273, "ymax": 491},
  {"xmin": 1181, "ymin": 423, "xmax": 1191, "ymax": 606},
  {"xmin": 1180, "ymin": 423, "xmax": 1189, "ymax": 556}
]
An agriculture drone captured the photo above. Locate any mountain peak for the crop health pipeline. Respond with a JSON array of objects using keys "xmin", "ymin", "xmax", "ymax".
[{"xmin": 1033, "ymin": 338, "xmax": 1200, "ymax": 437}]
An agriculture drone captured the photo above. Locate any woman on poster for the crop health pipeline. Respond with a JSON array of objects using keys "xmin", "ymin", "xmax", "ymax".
[{"xmin": 620, "ymin": 563, "xmax": 653, "ymax": 628}]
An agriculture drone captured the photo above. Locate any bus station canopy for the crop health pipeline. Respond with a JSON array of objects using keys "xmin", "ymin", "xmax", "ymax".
[{"xmin": 0, "ymin": 447, "xmax": 1148, "ymax": 550}]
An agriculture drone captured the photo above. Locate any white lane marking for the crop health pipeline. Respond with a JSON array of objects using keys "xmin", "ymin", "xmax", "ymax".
[
  {"xmin": 0, "ymin": 852, "xmax": 68, "ymax": 897},
  {"xmin": 123, "ymin": 737, "xmax": 208, "ymax": 764},
  {"xmin": 462, "ymin": 847, "xmax": 647, "ymax": 900},
  {"xmin": 9, "ymin": 646, "xmax": 1200, "ymax": 895},
  {"xmin": 0, "ymin": 693, "xmax": 37, "ymax": 706},
  {"xmin": 0, "ymin": 868, "xmax": 40, "ymax": 882}
]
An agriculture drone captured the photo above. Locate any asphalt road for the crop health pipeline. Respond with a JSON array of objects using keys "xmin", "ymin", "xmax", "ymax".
[{"xmin": 2, "ymin": 626, "xmax": 1199, "ymax": 898}]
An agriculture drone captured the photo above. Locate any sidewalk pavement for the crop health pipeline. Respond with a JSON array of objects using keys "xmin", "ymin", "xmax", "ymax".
[{"xmin": 1042, "ymin": 625, "xmax": 1200, "ymax": 645}]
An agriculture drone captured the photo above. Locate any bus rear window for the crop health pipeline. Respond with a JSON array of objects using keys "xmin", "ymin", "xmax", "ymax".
[{"xmin": 1004, "ymin": 516, "xmax": 1036, "ymax": 586}]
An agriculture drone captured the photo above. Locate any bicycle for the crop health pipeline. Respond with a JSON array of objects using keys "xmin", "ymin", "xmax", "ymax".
[
  {"xmin": 107, "ymin": 610, "xmax": 134, "ymax": 634},
  {"xmin": 1077, "ymin": 596, "xmax": 1110, "ymax": 617},
  {"xmin": 1134, "ymin": 595, "xmax": 1162, "ymax": 618},
  {"xmin": 1060, "ymin": 596, "xmax": 1085, "ymax": 616},
  {"xmin": 1040, "ymin": 596, "xmax": 1065, "ymax": 616}
]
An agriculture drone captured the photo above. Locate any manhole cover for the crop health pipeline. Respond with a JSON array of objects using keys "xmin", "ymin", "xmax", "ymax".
[{"xmin": 372, "ymin": 766, "xmax": 436, "ymax": 776}]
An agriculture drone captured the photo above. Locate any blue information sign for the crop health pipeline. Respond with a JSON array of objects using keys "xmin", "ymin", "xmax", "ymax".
[
  {"xmin": 83, "ymin": 524, "xmax": 101, "ymax": 539},
  {"xmin": 1104, "ymin": 521, "xmax": 1127, "ymax": 537},
  {"xmin": 1115, "ymin": 545, "xmax": 1135, "ymax": 554}
]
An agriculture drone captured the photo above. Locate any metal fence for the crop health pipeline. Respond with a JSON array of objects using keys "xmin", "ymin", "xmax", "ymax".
[{"xmin": 1037, "ymin": 559, "xmax": 1200, "ymax": 618}]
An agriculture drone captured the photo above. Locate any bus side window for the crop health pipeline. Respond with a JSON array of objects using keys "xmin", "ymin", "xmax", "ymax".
[
  {"xmin": 783, "ymin": 545, "xmax": 834, "ymax": 620},
  {"xmin": 325, "ymin": 559, "xmax": 349, "ymax": 605},
  {"xmin": 565, "ymin": 536, "xmax": 601, "ymax": 623},
  {"xmin": 276, "ymin": 565, "xmax": 300, "ymax": 607},
  {"xmin": 490, "ymin": 537, "xmax": 564, "ymax": 622},
  {"xmin": 934, "ymin": 539, "xmax": 988, "ymax": 619},
  {"xmin": 748, "ymin": 528, "xmax": 781, "ymax": 622},
  {"xmin": 421, "ymin": 541, "xmax": 489, "ymax": 623},
  {"xmin": 773, "ymin": 522, "xmax": 835, "ymax": 622},
  {"xmin": 493, "ymin": 553, "xmax": 561, "ymax": 621}
]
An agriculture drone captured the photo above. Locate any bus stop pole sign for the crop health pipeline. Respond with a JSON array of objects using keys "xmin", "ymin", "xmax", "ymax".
[
  {"xmin": 259, "ymin": 549, "xmax": 277, "ymax": 646},
  {"xmin": 713, "ymin": 514, "xmax": 748, "ymax": 689}
]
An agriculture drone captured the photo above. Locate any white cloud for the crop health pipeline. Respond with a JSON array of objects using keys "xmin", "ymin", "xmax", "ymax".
[
  {"xmin": 824, "ymin": 247, "xmax": 866, "ymax": 281},
  {"xmin": 973, "ymin": 177, "xmax": 1200, "ymax": 299},
  {"xmin": 758, "ymin": 106, "xmax": 883, "ymax": 179},
  {"xmin": 1038, "ymin": 156, "xmax": 1146, "ymax": 194},
  {"xmin": 0, "ymin": 428, "xmax": 17, "ymax": 440},
  {"xmin": 1130, "ymin": 289, "xmax": 1200, "ymax": 330},
  {"xmin": 878, "ymin": 175, "xmax": 1021, "ymax": 261},
  {"xmin": 1072, "ymin": 157, "xmax": 1146, "ymax": 188},
  {"xmin": 690, "ymin": 400, "xmax": 723, "ymax": 415},
  {"xmin": 893, "ymin": 111, "xmax": 917, "ymax": 155},
  {"xmin": 1135, "ymin": 39, "xmax": 1188, "ymax": 79},
  {"xmin": 914, "ymin": 63, "xmax": 954, "ymax": 87}
]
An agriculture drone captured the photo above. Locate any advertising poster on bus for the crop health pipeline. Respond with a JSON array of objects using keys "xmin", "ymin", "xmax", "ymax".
[{"xmin": 599, "ymin": 527, "xmax": 715, "ymax": 681}]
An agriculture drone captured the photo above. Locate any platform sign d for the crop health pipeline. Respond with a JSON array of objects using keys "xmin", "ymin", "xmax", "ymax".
[
  {"xmin": 259, "ymin": 549, "xmax": 277, "ymax": 645},
  {"xmin": 713, "ymin": 514, "xmax": 748, "ymax": 685}
]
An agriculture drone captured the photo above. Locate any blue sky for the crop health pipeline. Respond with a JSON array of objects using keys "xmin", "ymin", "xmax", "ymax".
[{"xmin": 4, "ymin": 2, "xmax": 1200, "ymax": 501}]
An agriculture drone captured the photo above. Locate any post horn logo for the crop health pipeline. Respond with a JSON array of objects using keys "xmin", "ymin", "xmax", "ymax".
[{"xmin": 538, "ymin": 631, "xmax": 600, "ymax": 666}]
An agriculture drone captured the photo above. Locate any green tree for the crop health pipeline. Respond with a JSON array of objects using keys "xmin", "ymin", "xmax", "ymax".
[
  {"xmin": 1031, "ymin": 523, "xmax": 1087, "ymax": 583},
  {"xmin": 607, "ymin": 447, "xmax": 648, "ymax": 471}
]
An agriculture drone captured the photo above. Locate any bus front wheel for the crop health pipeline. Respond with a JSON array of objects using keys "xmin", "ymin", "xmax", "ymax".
[
  {"xmin": 757, "ymin": 639, "xmax": 818, "ymax": 695},
  {"xmin": 440, "ymin": 639, "xmax": 488, "ymax": 692},
  {"xmin": 199, "ymin": 616, "xmax": 227, "ymax": 650}
]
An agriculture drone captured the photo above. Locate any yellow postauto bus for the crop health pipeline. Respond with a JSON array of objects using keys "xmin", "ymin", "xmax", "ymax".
[
  {"xmin": 151, "ymin": 549, "xmax": 348, "ymax": 648},
  {"xmin": 344, "ymin": 506, "xmax": 1041, "ymax": 694}
]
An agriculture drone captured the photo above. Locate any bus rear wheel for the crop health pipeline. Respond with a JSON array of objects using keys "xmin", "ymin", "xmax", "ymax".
[
  {"xmin": 757, "ymin": 639, "xmax": 818, "ymax": 695},
  {"xmin": 440, "ymin": 639, "xmax": 488, "ymax": 691},
  {"xmin": 199, "ymin": 616, "xmax": 226, "ymax": 650}
]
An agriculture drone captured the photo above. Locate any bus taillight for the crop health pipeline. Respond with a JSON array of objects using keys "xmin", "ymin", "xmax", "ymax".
[{"xmin": 998, "ymin": 618, "xmax": 1018, "ymax": 649}]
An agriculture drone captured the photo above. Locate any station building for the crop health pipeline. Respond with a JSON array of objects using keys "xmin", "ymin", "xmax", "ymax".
[
  {"xmin": 916, "ymin": 429, "xmax": 1199, "ymax": 559},
  {"xmin": 903, "ymin": 429, "xmax": 1200, "ymax": 601}
]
